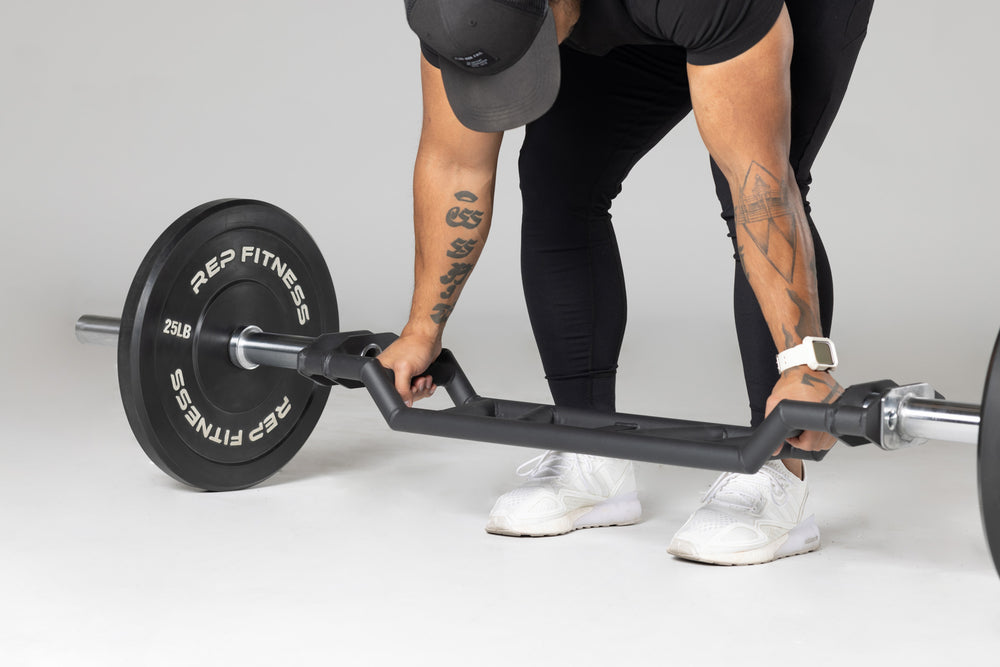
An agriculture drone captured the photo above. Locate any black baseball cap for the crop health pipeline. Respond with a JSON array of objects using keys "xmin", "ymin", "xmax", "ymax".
[{"xmin": 405, "ymin": 0, "xmax": 560, "ymax": 132}]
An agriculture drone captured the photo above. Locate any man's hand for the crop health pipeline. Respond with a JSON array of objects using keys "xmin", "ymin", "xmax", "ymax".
[
  {"xmin": 377, "ymin": 333, "xmax": 441, "ymax": 407},
  {"xmin": 765, "ymin": 368, "xmax": 844, "ymax": 453}
]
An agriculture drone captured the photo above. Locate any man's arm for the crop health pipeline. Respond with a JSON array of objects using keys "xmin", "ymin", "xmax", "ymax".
[
  {"xmin": 686, "ymin": 5, "xmax": 842, "ymax": 452},
  {"xmin": 377, "ymin": 55, "xmax": 504, "ymax": 405}
]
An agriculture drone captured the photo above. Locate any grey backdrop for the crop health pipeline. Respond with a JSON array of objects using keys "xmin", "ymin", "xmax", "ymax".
[
  {"xmin": 2, "ymin": 2, "xmax": 1000, "ymax": 661},
  {"xmin": 4, "ymin": 2, "xmax": 998, "ymax": 426}
]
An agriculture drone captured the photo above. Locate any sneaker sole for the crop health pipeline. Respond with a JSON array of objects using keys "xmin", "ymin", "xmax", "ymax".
[
  {"xmin": 486, "ymin": 491, "xmax": 641, "ymax": 537},
  {"xmin": 667, "ymin": 515, "xmax": 820, "ymax": 566}
]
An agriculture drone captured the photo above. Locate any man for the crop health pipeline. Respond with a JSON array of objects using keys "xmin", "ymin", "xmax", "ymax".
[{"xmin": 383, "ymin": 0, "xmax": 872, "ymax": 564}]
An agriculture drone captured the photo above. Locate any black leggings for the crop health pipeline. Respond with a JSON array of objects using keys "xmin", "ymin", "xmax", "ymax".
[{"xmin": 519, "ymin": 0, "xmax": 874, "ymax": 427}]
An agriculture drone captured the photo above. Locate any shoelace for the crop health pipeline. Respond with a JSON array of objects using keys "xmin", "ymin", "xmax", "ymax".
[
  {"xmin": 516, "ymin": 451, "xmax": 594, "ymax": 481},
  {"xmin": 702, "ymin": 464, "xmax": 791, "ymax": 512}
]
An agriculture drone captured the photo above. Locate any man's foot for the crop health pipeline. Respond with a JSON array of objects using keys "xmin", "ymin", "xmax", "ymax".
[
  {"xmin": 667, "ymin": 461, "xmax": 819, "ymax": 565},
  {"xmin": 486, "ymin": 451, "xmax": 640, "ymax": 537}
]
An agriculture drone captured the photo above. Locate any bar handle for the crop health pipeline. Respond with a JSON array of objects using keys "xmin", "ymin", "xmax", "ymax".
[{"xmin": 359, "ymin": 349, "xmax": 479, "ymax": 421}]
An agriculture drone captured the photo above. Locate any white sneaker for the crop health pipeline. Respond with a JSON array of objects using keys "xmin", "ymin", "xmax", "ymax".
[
  {"xmin": 485, "ymin": 451, "xmax": 641, "ymax": 537},
  {"xmin": 668, "ymin": 461, "xmax": 820, "ymax": 565}
]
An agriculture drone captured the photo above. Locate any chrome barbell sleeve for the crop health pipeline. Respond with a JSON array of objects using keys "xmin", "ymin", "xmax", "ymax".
[
  {"xmin": 229, "ymin": 326, "xmax": 313, "ymax": 371},
  {"xmin": 896, "ymin": 397, "xmax": 980, "ymax": 445},
  {"xmin": 75, "ymin": 315, "xmax": 121, "ymax": 346},
  {"xmin": 76, "ymin": 315, "xmax": 313, "ymax": 373}
]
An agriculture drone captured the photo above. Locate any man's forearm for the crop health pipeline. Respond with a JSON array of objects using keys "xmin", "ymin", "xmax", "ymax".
[
  {"xmin": 403, "ymin": 156, "xmax": 497, "ymax": 341},
  {"xmin": 732, "ymin": 160, "xmax": 841, "ymax": 402},
  {"xmin": 732, "ymin": 160, "xmax": 822, "ymax": 351}
]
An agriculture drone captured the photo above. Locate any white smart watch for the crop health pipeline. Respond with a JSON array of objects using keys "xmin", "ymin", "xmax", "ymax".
[{"xmin": 776, "ymin": 336, "xmax": 838, "ymax": 373}]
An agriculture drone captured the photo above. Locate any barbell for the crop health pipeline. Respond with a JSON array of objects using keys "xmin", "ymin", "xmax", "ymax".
[{"xmin": 76, "ymin": 199, "xmax": 1000, "ymax": 577}]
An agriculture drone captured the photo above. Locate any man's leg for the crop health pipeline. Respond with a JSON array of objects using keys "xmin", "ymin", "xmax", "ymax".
[
  {"xmin": 519, "ymin": 44, "xmax": 693, "ymax": 414},
  {"xmin": 486, "ymin": 44, "xmax": 693, "ymax": 537}
]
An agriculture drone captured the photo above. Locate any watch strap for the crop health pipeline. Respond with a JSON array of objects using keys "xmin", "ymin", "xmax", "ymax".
[{"xmin": 776, "ymin": 336, "xmax": 838, "ymax": 373}]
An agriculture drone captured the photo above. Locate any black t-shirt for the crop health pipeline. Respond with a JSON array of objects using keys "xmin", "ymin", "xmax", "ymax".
[{"xmin": 422, "ymin": 0, "xmax": 784, "ymax": 68}]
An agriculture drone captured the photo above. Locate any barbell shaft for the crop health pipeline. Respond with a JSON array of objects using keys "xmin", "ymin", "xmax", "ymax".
[
  {"xmin": 75, "ymin": 314, "xmax": 984, "ymax": 446},
  {"xmin": 897, "ymin": 396, "xmax": 980, "ymax": 445}
]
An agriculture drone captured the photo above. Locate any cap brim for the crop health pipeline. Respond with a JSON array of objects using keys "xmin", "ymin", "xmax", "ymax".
[{"xmin": 440, "ymin": 11, "xmax": 560, "ymax": 133}]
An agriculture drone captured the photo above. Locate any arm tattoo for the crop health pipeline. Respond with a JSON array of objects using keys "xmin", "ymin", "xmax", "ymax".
[
  {"xmin": 786, "ymin": 288, "xmax": 819, "ymax": 342},
  {"xmin": 439, "ymin": 262, "xmax": 473, "ymax": 300},
  {"xmin": 429, "ymin": 191, "xmax": 484, "ymax": 325},
  {"xmin": 446, "ymin": 206, "xmax": 484, "ymax": 229},
  {"xmin": 737, "ymin": 161, "xmax": 800, "ymax": 284},
  {"xmin": 446, "ymin": 190, "xmax": 484, "ymax": 229},
  {"xmin": 781, "ymin": 324, "xmax": 795, "ymax": 350},
  {"xmin": 430, "ymin": 303, "xmax": 453, "ymax": 325},
  {"xmin": 801, "ymin": 373, "xmax": 841, "ymax": 404},
  {"xmin": 446, "ymin": 238, "xmax": 478, "ymax": 259}
]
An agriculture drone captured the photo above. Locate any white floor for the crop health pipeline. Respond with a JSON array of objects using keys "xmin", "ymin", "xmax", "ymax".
[{"xmin": 4, "ymin": 332, "xmax": 1000, "ymax": 666}]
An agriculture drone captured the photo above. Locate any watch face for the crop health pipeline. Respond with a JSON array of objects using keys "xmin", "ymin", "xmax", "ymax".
[{"xmin": 812, "ymin": 340, "xmax": 834, "ymax": 366}]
